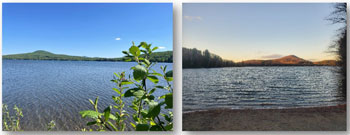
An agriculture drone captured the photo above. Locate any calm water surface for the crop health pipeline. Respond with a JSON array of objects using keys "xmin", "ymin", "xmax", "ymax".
[
  {"xmin": 183, "ymin": 66, "xmax": 345, "ymax": 112},
  {"xmin": 3, "ymin": 60, "xmax": 172, "ymax": 131}
]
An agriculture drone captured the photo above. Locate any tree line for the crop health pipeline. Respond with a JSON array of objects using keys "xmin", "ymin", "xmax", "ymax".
[
  {"xmin": 3, "ymin": 50, "xmax": 173, "ymax": 63},
  {"xmin": 183, "ymin": 47, "xmax": 235, "ymax": 68}
]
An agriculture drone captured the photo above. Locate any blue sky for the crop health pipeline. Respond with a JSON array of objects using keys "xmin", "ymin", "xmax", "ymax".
[
  {"xmin": 3, "ymin": 3, "xmax": 173, "ymax": 58},
  {"xmin": 183, "ymin": 3, "xmax": 343, "ymax": 62}
]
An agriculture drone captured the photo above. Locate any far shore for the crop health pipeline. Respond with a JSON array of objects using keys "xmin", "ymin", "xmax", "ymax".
[
  {"xmin": 183, "ymin": 104, "xmax": 346, "ymax": 131},
  {"xmin": 2, "ymin": 59, "xmax": 172, "ymax": 63}
]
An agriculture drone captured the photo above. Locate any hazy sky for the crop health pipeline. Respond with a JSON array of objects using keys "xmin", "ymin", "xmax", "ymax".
[
  {"xmin": 183, "ymin": 3, "xmax": 343, "ymax": 62},
  {"xmin": 3, "ymin": 3, "xmax": 172, "ymax": 58}
]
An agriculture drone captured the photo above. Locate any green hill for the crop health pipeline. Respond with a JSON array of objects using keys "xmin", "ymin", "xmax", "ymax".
[{"xmin": 3, "ymin": 50, "xmax": 173, "ymax": 63}]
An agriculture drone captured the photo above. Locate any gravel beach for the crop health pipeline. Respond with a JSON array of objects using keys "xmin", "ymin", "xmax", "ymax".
[{"xmin": 183, "ymin": 105, "xmax": 346, "ymax": 131}]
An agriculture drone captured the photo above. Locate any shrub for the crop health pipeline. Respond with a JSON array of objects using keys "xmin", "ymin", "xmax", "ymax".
[{"xmin": 80, "ymin": 42, "xmax": 173, "ymax": 131}]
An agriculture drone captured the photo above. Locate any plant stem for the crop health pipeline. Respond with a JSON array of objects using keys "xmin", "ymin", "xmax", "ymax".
[
  {"xmin": 137, "ymin": 78, "xmax": 146, "ymax": 118},
  {"xmin": 156, "ymin": 116, "xmax": 166, "ymax": 131}
]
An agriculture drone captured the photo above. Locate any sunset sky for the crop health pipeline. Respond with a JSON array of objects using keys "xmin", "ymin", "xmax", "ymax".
[{"xmin": 183, "ymin": 3, "xmax": 343, "ymax": 62}]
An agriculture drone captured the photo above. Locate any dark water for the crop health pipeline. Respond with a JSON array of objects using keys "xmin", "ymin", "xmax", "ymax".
[
  {"xmin": 2, "ymin": 60, "xmax": 172, "ymax": 131},
  {"xmin": 183, "ymin": 66, "xmax": 345, "ymax": 112}
]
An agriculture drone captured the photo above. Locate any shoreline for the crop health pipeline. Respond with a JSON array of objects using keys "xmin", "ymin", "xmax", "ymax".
[
  {"xmin": 2, "ymin": 59, "xmax": 173, "ymax": 63},
  {"xmin": 183, "ymin": 104, "xmax": 346, "ymax": 131}
]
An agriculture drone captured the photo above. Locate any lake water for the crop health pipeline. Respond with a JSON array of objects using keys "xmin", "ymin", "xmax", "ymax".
[
  {"xmin": 183, "ymin": 66, "xmax": 345, "ymax": 112},
  {"xmin": 2, "ymin": 60, "xmax": 172, "ymax": 131}
]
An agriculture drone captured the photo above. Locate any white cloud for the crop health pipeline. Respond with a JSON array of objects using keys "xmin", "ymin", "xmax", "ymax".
[
  {"xmin": 115, "ymin": 37, "xmax": 121, "ymax": 40},
  {"xmin": 184, "ymin": 15, "xmax": 202, "ymax": 21},
  {"xmin": 159, "ymin": 46, "xmax": 166, "ymax": 49}
]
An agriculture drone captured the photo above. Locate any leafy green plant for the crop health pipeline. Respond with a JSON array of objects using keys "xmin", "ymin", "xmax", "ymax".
[
  {"xmin": 80, "ymin": 72, "xmax": 130, "ymax": 131},
  {"xmin": 3, "ymin": 104, "xmax": 56, "ymax": 131},
  {"xmin": 80, "ymin": 42, "xmax": 173, "ymax": 131},
  {"xmin": 47, "ymin": 120, "xmax": 56, "ymax": 131},
  {"xmin": 2, "ymin": 104, "xmax": 23, "ymax": 131}
]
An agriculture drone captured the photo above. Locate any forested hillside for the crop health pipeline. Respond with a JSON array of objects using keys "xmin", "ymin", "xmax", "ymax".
[
  {"xmin": 183, "ymin": 47, "xmax": 338, "ymax": 68},
  {"xmin": 3, "ymin": 50, "xmax": 173, "ymax": 63}
]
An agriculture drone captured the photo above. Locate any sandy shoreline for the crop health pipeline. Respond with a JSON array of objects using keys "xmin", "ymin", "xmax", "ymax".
[{"xmin": 183, "ymin": 105, "xmax": 346, "ymax": 131}]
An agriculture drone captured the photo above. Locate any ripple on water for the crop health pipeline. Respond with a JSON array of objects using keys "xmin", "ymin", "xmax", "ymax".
[
  {"xmin": 183, "ymin": 66, "xmax": 345, "ymax": 112},
  {"xmin": 3, "ymin": 60, "xmax": 172, "ymax": 130}
]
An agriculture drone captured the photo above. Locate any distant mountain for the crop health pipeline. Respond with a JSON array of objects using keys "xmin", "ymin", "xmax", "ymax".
[
  {"xmin": 271, "ymin": 55, "xmax": 312, "ymax": 65},
  {"xmin": 182, "ymin": 46, "xmax": 337, "ymax": 68},
  {"xmin": 239, "ymin": 55, "xmax": 336, "ymax": 66},
  {"xmin": 313, "ymin": 60, "xmax": 337, "ymax": 66},
  {"xmin": 3, "ymin": 50, "xmax": 173, "ymax": 63}
]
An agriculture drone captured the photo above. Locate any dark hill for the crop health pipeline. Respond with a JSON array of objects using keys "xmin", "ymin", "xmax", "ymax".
[
  {"xmin": 270, "ymin": 55, "xmax": 313, "ymax": 65},
  {"xmin": 240, "ymin": 55, "xmax": 334, "ymax": 66}
]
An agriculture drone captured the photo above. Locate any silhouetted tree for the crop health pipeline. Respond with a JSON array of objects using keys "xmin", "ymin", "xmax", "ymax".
[{"xmin": 326, "ymin": 3, "xmax": 347, "ymax": 96}]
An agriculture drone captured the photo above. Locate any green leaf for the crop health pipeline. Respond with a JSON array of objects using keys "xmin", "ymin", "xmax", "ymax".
[
  {"xmin": 141, "ymin": 109, "xmax": 148, "ymax": 118},
  {"xmin": 129, "ymin": 45, "xmax": 140, "ymax": 56},
  {"xmin": 124, "ymin": 90, "xmax": 133, "ymax": 97},
  {"xmin": 94, "ymin": 97, "xmax": 99, "ymax": 106},
  {"xmin": 122, "ymin": 51, "xmax": 129, "ymax": 55},
  {"xmin": 150, "ymin": 121, "xmax": 157, "ymax": 126},
  {"xmin": 163, "ymin": 114, "xmax": 172, "ymax": 122},
  {"xmin": 112, "ymin": 88, "xmax": 121, "ymax": 95},
  {"xmin": 144, "ymin": 59, "xmax": 150, "ymax": 65},
  {"xmin": 165, "ymin": 93, "xmax": 173, "ymax": 109},
  {"xmin": 147, "ymin": 76, "xmax": 159, "ymax": 84},
  {"xmin": 147, "ymin": 95, "xmax": 155, "ymax": 100},
  {"xmin": 107, "ymin": 121, "xmax": 117, "ymax": 131},
  {"xmin": 140, "ymin": 42, "xmax": 148, "ymax": 48},
  {"xmin": 150, "ymin": 125, "xmax": 162, "ymax": 131},
  {"xmin": 159, "ymin": 95, "xmax": 166, "ymax": 99},
  {"xmin": 125, "ymin": 88, "xmax": 145, "ymax": 99},
  {"xmin": 165, "ymin": 77, "xmax": 173, "ymax": 82},
  {"xmin": 165, "ymin": 123, "xmax": 173, "ymax": 131},
  {"xmin": 87, "ymin": 121, "xmax": 97, "ymax": 126},
  {"xmin": 121, "ymin": 81, "xmax": 133, "ymax": 85},
  {"xmin": 140, "ymin": 50, "xmax": 147, "ymax": 54},
  {"xmin": 149, "ymin": 88, "xmax": 156, "ymax": 95},
  {"xmin": 125, "ymin": 58, "xmax": 132, "ymax": 62},
  {"xmin": 88, "ymin": 99, "xmax": 94, "ymax": 106},
  {"xmin": 152, "ymin": 47, "xmax": 159, "ymax": 51},
  {"xmin": 109, "ymin": 114, "xmax": 118, "ymax": 121},
  {"xmin": 103, "ymin": 106, "xmax": 111, "ymax": 121},
  {"xmin": 130, "ymin": 123, "xmax": 136, "ymax": 128},
  {"xmin": 163, "ymin": 65, "xmax": 167, "ymax": 72},
  {"xmin": 132, "ymin": 114, "xmax": 139, "ymax": 122},
  {"xmin": 133, "ymin": 90, "xmax": 146, "ymax": 99},
  {"xmin": 80, "ymin": 110, "xmax": 99, "ymax": 119},
  {"xmin": 155, "ymin": 86, "xmax": 165, "ymax": 89},
  {"xmin": 133, "ymin": 65, "xmax": 147, "ymax": 80},
  {"xmin": 147, "ymin": 100, "xmax": 161, "ymax": 118},
  {"xmin": 150, "ymin": 72, "xmax": 163, "ymax": 76},
  {"xmin": 136, "ymin": 124, "xmax": 149, "ymax": 131},
  {"xmin": 114, "ymin": 73, "xmax": 121, "ymax": 78},
  {"xmin": 125, "ymin": 88, "xmax": 140, "ymax": 97},
  {"xmin": 165, "ymin": 70, "xmax": 173, "ymax": 77}
]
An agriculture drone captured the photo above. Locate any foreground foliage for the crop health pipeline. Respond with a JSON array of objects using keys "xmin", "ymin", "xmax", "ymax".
[
  {"xmin": 2, "ymin": 104, "xmax": 23, "ymax": 131},
  {"xmin": 80, "ymin": 42, "xmax": 173, "ymax": 131},
  {"xmin": 2, "ymin": 104, "xmax": 56, "ymax": 131}
]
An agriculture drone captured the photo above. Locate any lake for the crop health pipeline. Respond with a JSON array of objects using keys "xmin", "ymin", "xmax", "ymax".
[
  {"xmin": 183, "ymin": 66, "xmax": 345, "ymax": 112},
  {"xmin": 2, "ymin": 60, "xmax": 172, "ymax": 131}
]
